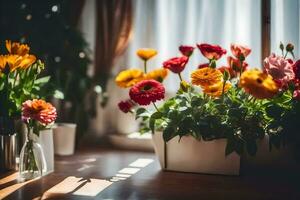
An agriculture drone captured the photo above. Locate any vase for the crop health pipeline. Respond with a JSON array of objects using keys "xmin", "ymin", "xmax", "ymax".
[
  {"xmin": 39, "ymin": 129, "xmax": 54, "ymax": 174},
  {"xmin": 19, "ymin": 128, "xmax": 47, "ymax": 181},
  {"xmin": 53, "ymin": 123, "xmax": 76, "ymax": 156},
  {"xmin": 152, "ymin": 132, "xmax": 240, "ymax": 175}
]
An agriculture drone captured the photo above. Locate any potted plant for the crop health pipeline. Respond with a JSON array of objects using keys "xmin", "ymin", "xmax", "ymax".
[
  {"xmin": 115, "ymin": 43, "xmax": 299, "ymax": 175},
  {"xmin": 0, "ymin": 40, "xmax": 51, "ymax": 171}
]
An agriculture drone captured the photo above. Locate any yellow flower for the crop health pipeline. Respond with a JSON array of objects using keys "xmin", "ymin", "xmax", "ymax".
[
  {"xmin": 240, "ymin": 69, "xmax": 278, "ymax": 99},
  {"xmin": 1, "ymin": 55, "xmax": 21, "ymax": 72},
  {"xmin": 6, "ymin": 40, "xmax": 30, "ymax": 56},
  {"xmin": 115, "ymin": 69, "xmax": 145, "ymax": 88},
  {"xmin": 136, "ymin": 48, "xmax": 157, "ymax": 61},
  {"xmin": 146, "ymin": 68, "xmax": 168, "ymax": 82},
  {"xmin": 203, "ymin": 82, "xmax": 231, "ymax": 97},
  {"xmin": 18, "ymin": 54, "xmax": 36, "ymax": 69},
  {"xmin": 191, "ymin": 67, "xmax": 223, "ymax": 87}
]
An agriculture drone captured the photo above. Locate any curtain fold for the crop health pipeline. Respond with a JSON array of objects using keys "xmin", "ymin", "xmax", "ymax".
[{"xmin": 95, "ymin": 0, "xmax": 133, "ymax": 87}]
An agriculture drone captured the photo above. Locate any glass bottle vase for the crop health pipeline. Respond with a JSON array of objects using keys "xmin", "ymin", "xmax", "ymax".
[{"xmin": 19, "ymin": 128, "xmax": 46, "ymax": 181}]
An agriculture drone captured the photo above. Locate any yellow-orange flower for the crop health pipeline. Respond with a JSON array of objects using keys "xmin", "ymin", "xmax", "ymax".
[
  {"xmin": 203, "ymin": 82, "xmax": 231, "ymax": 97},
  {"xmin": 145, "ymin": 68, "xmax": 168, "ymax": 82},
  {"xmin": 240, "ymin": 69, "xmax": 278, "ymax": 99},
  {"xmin": 136, "ymin": 48, "xmax": 157, "ymax": 61},
  {"xmin": 115, "ymin": 69, "xmax": 145, "ymax": 88},
  {"xmin": 18, "ymin": 54, "xmax": 36, "ymax": 69},
  {"xmin": 191, "ymin": 67, "xmax": 223, "ymax": 87},
  {"xmin": 0, "ymin": 55, "xmax": 22, "ymax": 72},
  {"xmin": 6, "ymin": 40, "xmax": 30, "ymax": 56}
]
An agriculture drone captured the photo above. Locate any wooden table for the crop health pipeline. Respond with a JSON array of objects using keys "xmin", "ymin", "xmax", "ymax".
[{"xmin": 1, "ymin": 147, "xmax": 300, "ymax": 200}]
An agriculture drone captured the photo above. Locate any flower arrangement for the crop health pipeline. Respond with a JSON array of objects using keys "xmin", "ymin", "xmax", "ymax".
[
  {"xmin": 115, "ymin": 43, "xmax": 300, "ymax": 156},
  {"xmin": 0, "ymin": 40, "xmax": 50, "ymax": 134}
]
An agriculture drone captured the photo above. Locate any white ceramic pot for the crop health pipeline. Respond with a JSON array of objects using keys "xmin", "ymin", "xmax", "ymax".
[
  {"xmin": 152, "ymin": 132, "xmax": 240, "ymax": 175},
  {"xmin": 39, "ymin": 129, "xmax": 54, "ymax": 174},
  {"xmin": 53, "ymin": 123, "xmax": 76, "ymax": 156}
]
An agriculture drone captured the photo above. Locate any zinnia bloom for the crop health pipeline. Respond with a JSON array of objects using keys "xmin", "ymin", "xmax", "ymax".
[
  {"xmin": 293, "ymin": 59, "xmax": 300, "ymax": 82},
  {"xmin": 129, "ymin": 80, "xmax": 165, "ymax": 106},
  {"xmin": 197, "ymin": 43, "xmax": 227, "ymax": 60},
  {"xmin": 146, "ymin": 68, "xmax": 168, "ymax": 82},
  {"xmin": 230, "ymin": 44, "xmax": 251, "ymax": 59},
  {"xmin": 163, "ymin": 56, "xmax": 189, "ymax": 73},
  {"xmin": 263, "ymin": 53, "xmax": 295, "ymax": 87},
  {"xmin": 227, "ymin": 56, "xmax": 248, "ymax": 73},
  {"xmin": 22, "ymin": 99, "xmax": 57, "ymax": 125},
  {"xmin": 293, "ymin": 89, "xmax": 300, "ymax": 100},
  {"xmin": 136, "ymin": 48, "xmax": 157, "ymax": 61},
  {"xmin": 179, "ymin": 45, "xmax": 194, "ymax": 57},
  {"xmin": 115, "ymin": 69, "xmax": 144, "ymax": 88},
  {"xmin": 118, "ymin": 99, "xmax": 135, "ymax": 113},
  {"xmin": 191, "ymin": 67, "xmax": 223, "ymax": 87},
  {"xmin": 6, "ymin": 40, "xmax": 30, "ymax": 56},
  {"xmin": 203, "ymin": 82, "xmax": 231, "ymax": 98},
  {"xmin": 240, "ymin": 69, "xmax": 279, "ymax": 99}
]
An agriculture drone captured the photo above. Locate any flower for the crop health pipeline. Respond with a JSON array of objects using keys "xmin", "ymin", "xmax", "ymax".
[
  {"xmin": 163, "ymin": 56, "xmax": 189, "ymax": 73},
  {"xmin": 198, "ymin": 63, "xmax": 209, "ymax": 69},
  {"xmin": 240, "ymin": 69, "xmax": 279, "ymax": 99},
  {"xmin": 18, "ymin": 54, "xmax": 36, "ymax": 69},
  {"xmin": 136, "ymin": 48, "xmax": 157, "ymax": 61},
  {"xmin": 129, "ymin": 80, "xmax": 165, "ymax": 105},
  {"xmin": 230, "ymin": 44, "xmax": 251, "ymax": 59},
  {"xmin": 227, "ymin": 56, "xmax": 248, "ymax": 73},
  {"xmin": 197, "ymin": 43, "xmax": 227, "ymax": 60},
  {"xmin": 22, "ymin": 99, "xmax": 57, "ymax": 125},
  {"xmin": 179, "ymin": 45, "xmax": 194, "ymax": 57},
  {"xmin": 191, "ymin": 67, "xmax": 223, "ymax": 87},
  {"xmin": 115, "ymin": 69, "xmax": 145, "ymax": 88},
  {"xmin": 6, "ymin": 40, "xmax": 30, "ymax": 56},
  {"xmin": 146, "ymin": 68, "xmax": 168, "ymax": 82},
  {"xmin": 118, "ymin": 99, "xmax": 135, "ymax": 113},
  {"xmin": 263, "ymin": 53, "xmax": 295, "ymax": 86},
  {"xmin": 0, "ymin": 55, "xmax": 22, "ymax": 72},
  {"xmin": 203, "ymin": 82, "xmax": 231, "ymax": 97},
  {"xmin": 293, "ymin": 59, "xmax": 300, "ymax": 82},
  {"xmin": 218, "ymin": 66, "xmax": 236, "ymax": 79},
  {"xmin": 293, "ymin": 89, "xmax": 300, "ymax": 100}
]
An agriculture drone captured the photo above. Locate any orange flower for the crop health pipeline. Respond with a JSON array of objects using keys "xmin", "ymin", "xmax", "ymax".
[
  {"xmin": 146, "ymin": 68, "xmax": 168, "ymax": 82},
  {"xmin": 6, "ymin": 40, "xmax": 30, "ymax": 56},
  {"xmin": 240, "ymin": 69, "xmax": 278, "ymax": 99},
  {"xmin": 136, "ymin": 48, "xmax": 157, "ymax": 61},
  {"xmin": 191, "ymin": 67, "xmax": 223, "ymax": 87},
  {"xmin": 203, "ymin": 82, "xmax": 231, "ymax": 97},
  {"xmin": 18, "ymin": 54, "xmax": 36, "ymax": 69},
  {"xmin": 115, "ymin": 69, "xmax": 145, "ymax": 88}
]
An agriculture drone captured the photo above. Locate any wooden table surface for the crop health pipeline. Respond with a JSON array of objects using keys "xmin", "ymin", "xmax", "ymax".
[{"xmin": 1, "ymin": 147, "xmax": 300, "ymax": 200}]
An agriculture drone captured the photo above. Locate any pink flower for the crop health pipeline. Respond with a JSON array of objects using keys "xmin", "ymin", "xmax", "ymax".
[
  {"xmin": 197, "ymin": 43, "xmax": 227, "ymax": 60},
  {"xmin": 227, "ymin": 56, "xmax": 248, "ymax": 72},
  {"xmin": 293, "ymin": 89, "xmax": 300, "ymax": 100},
  {"xmin": 293, "ymin": 59, "xmax": 300, "ymax": 82},
  {"xmin": 179, "ymin": 45, "xmax": 194, "ymax": 57},
  {"xmin": 22, "ymin": 99, "xmax": 57, "ymax": 125},
  {"xmin": 230, "ymin": 44, "xmax": 251, "ymax": 59},
  {"xmin": 263, "ymin": 53, "xmax": 295, "ymax": 87}
]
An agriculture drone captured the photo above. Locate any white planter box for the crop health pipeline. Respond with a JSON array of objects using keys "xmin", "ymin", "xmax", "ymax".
[
  {"xmin": 53, "ymin": 123, "xmax": 76, "ymax": 156},
  {"xmin": 152, "ymin": 132, "xmax": 240, "ymax": 175}
]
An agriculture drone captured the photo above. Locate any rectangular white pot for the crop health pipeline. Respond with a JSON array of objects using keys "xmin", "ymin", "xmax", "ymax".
[
  {"xmin": 152, "ymin": 132, "xmax": 240, "ymax": 175},
  {"xmin": 53, "ymin": 123, "xmax": 76, "ymax": 156}
]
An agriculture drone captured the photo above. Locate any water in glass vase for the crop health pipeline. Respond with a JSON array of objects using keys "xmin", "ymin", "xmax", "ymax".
[{"xmin": 19, "ymin": 129, "xmax": 46, "ymax": 181}]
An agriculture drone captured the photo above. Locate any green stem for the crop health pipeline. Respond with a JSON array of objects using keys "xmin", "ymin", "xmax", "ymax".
[
  {"xmin": 152, "ymin": 102, "xmax": 159, "ymax": 112},
  {"xmin": 221, "ymin": 80, "xmax": 226, "ymax": 99},
  {"xmin": 284, "ymin": 51, "xmax": 288, "ymax": 59},
  {"xmin": 144, "ymin": 60, "xmax": 147, "ymax": 73},
  {"xmin": 178, "ymin": 73, "xmax": 183, "ymax": 82}
]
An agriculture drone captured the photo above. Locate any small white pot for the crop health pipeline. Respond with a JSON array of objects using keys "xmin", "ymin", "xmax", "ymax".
[
  {"xmin": 152, "ymin": 132, "xmax": 240, "ymax": 175},
  {"xmin": 38, "ymin": 129, "xmax": 54, "ymax": 174},
  {"xmin": 53, "ymin": 123, "xmax": 76, "ymax": 156}
]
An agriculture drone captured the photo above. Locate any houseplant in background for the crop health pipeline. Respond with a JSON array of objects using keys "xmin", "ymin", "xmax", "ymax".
[
  {"xmin": 116, "ymin": 42, "xmax": 299, "ymax": 175},
  {"xmin": 20, "ymin": 99, "xmax": 57, "ymax": 180},
  {"xmin": 0, "ymin": 40, "xmax": 50, "ymax": 172}
]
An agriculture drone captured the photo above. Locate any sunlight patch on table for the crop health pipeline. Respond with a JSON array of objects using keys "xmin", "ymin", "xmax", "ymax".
[
  {"xmin": 129, "ymin": 158, "xmax": 154, "ymax": 168},
  {"xmin": 118, "ymin": 167, "xmax": 140, "ymax": 174}
]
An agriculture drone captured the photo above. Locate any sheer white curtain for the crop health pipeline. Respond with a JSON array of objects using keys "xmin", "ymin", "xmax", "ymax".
[
  {"xmin": 271, "ymin": 0, "xmax": 300, "ymax": 57},
  {"xmin": 80, "ymin": 0, "xmax": 262, "ymax": 134}
]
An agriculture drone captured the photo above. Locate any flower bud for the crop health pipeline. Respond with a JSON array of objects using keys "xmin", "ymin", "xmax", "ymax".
[
  {"xmin": 279, "ymin": 42, "xmax": 284, "ymax": 51},
  {"xmin": 286, "ymin": 43, "xmax": 294, "ymax": 52}
]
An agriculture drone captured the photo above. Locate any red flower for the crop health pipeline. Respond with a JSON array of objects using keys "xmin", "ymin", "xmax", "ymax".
[
  {"xmin": 293, "ymin": 89, "xmax": 300, "ymax": 100},
  {"xmin": 129, "ymin": 80, "xmax": 165, "ymax": 106},
  {"xmin": 197, "ymin": 43, "xmax": 227, "ymax": 60},
  {"xmin": 198, "ymin": 63, "xmax": 209, "ymax": 69},
  {"xmin": 293, "ymin": 59, "xmax": 300, "ymax": 82},
  {"xmin": 227, "ymin": 56, "xmax": 248, "ymax": 72},
  {"xmin": 230, "ymin": 44, "xmax": 251, "ymax": 59},
  {"xmin": 218, "ymin": 66, "xmax": 236, "ymax": 79},
  {"xmin": 118, "ymin": 100, "xmax": 135, "ymax": 113},
  {"xmin": 179, "ymin": 45, "xmax": 194, "ymax": 57},
  {"xmin": 163, "ymin": 56, "xmax": 189, "ymax": 73}
]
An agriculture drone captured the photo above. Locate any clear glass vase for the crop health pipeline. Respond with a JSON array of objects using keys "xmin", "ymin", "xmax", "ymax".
[{"xmin": 19, "ymin": 128, "xmax": 46, "ymax": 181}]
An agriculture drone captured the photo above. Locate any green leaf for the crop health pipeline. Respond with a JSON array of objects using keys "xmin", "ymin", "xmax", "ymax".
[
  {"xmin": 34, "ymin": 76, "xmax": 51, "ymax": 85},
  {"xmin": 135, "ymin": 107, "xmax": 147, "ymax": 119},
  {"xmin": 163, "ymin": 125, "xmax": 176, "ymax": 141},
  {"xmin": 149, "ymin": 112, "xmax": 163, "ymax": 133}
]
